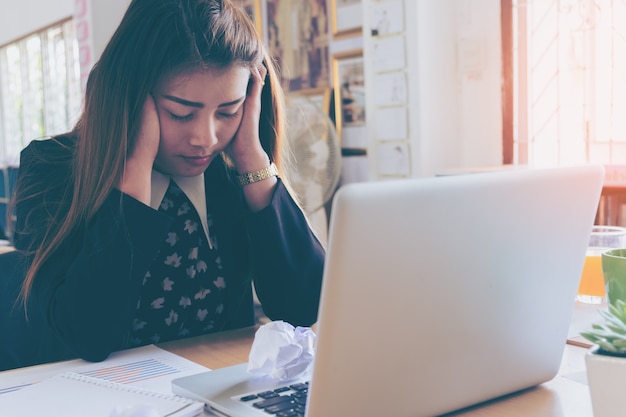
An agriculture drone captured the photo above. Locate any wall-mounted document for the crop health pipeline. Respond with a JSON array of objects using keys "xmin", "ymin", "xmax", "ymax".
[
  {"xmin": 370, "ymin": 0, "xmax": 405, "ymax": 37},
  {"xmin": 373, "ymin": 71, "xmax": 408, "ymax": 106},
  {"xmin": 374, "ymin": 107, "xmax": 408, "ymax": 140},
  {"xmin": 376, "ymin": 142, "xmax": 411, "ymax": 176},
  {"xmin": 371, "ymin": 35, "xmax": 406, "ymax": 73}
]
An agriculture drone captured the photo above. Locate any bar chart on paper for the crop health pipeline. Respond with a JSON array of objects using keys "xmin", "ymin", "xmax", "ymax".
[
  {"xmin": 0, "ymin": 344, "xmax": 210, "ymax": 396},
  {"xmin": 81, "ymin": 358, "xmax": 181, "ymax": 384}
]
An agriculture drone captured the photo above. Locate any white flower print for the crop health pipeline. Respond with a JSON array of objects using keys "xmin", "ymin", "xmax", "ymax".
[
  {"xmin": 178, "ymin": 201, "xmax": 190, "ymax": 216},
  {"xmin": 214, "ymin": 277, "xmax": 226, "ymax": 289},
  {"xmin": 197, "ymin": 260, "xmax": 208, "ymax": 273},
  {"xmin": 165, "ymin": 309, "xmax": 179, "ymax": 326},
  {"xmin": 151, "ymin": 297, "xmax": 165, "ymax": 309},
  {"xmin": 165, "ymin": 232, "xmax": 178, "ymax": 246},
  {"xmin": 136, "ymin": 182, "xmax": 229, "ymax": 342},
  {"xmin": 160, "ymin": 197, "xmax": 174, "ymax": 211},
  {"xmin": 194, "ymin": 288, "xmax": 211, "ymax": 300},
  {"xmin": 164, "ymin": 253, "xmax": 182, "ymax": 267},
  {"xmin": 197, "ymin": 309, "xmax": 209, "ymax": 321},
  {"xmin": 186, "ymin": 265, "xmax": 197, "ymax": 278},
  {"xmin": 163, "ymin": 277, "xmax": 174, "ymax": 291},
  {"xmin": 184, "ymin": 219, "xmax": 198, "ymax": 234}
]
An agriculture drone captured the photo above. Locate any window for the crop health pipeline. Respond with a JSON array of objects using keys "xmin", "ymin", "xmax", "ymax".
[
  {"xmin": 0, "ymin": 19, "xmax": 81, "ymax": 165},
  {"xmin": 505, "ymin": 0, "xmax": 626, "ymax": 167}
]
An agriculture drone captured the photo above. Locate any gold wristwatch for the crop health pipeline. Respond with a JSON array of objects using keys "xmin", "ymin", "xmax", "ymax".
[{"xmin": 236, "ymin": 162, "xmax": 279, "ymax": 186}]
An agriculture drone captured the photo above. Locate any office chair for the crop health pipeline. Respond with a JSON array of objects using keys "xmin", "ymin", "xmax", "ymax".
[
  {"xmin": 0, "ymin": 250, "xmax": 32, "ymax": 371},
  {"xmin": 0, "ymin": 251, "xmax": 75, "ymax": 371}
]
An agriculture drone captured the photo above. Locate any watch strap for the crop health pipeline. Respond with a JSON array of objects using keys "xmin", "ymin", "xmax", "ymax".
[{"xmin": 236, "ymin": 162, "xmax": 279, "ymax": 186}]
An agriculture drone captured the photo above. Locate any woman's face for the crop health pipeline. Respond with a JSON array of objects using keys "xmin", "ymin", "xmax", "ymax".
[{"xmin": 153, "ymin": 65, "xmax": 251, "ymax": 177}]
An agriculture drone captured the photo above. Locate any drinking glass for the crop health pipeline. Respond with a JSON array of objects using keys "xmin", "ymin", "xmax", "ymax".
[{"xmin": 577, "ymin": 226, "xmax": 626, "ymax": 304}]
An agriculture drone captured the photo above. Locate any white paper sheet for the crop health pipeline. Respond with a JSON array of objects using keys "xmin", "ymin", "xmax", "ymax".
[{"xmin": 0, "ymin": 344, "xmax": 210, "ymax": 396}]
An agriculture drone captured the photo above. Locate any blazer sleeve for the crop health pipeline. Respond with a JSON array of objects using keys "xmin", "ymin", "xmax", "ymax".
[
  {"xmin": 15, "ymin": 143, "xmax": 172, "ymax": 362},
  {"xmin": 245, "ymin": 180, "xmax": 325, "ymax": 327}
]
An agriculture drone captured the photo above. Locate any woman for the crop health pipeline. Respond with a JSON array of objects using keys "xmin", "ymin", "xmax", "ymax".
[{"xmin": 8, "ymin": 0, "xmax": 324, "ymax": 368}]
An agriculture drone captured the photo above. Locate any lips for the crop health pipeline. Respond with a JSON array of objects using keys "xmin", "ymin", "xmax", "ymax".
[{"xmin": 182, "ymin": 155, "xmax": 211, "ymax": 166}]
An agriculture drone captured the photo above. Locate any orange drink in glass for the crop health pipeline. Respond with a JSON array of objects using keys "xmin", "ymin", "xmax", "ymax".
[
  {"xmin": 577, "ymin": 226, "xmax": 626, "ymax": 304},
  {"xmin": 577, "ymin": 248, "xmax": 606, "ymax": 303}
]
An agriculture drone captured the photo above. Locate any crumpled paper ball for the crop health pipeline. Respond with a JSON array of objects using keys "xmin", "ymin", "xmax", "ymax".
[{"xmin": 247, "ymin": 320, "xmax": 316, "ymax": 381}]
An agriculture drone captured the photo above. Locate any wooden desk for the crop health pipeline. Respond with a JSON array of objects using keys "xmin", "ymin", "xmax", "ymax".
[
  {"xmin": 158, "ymin": 326, "xmax": 258, "ymax": 370},
  {"xmin": 157, "ymin": 325, "xmax": 595, "ymax": 417}
]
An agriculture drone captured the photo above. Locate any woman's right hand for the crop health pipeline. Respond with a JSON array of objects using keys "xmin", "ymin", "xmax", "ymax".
[{"xmin": 118, "ymin": 96, "xmax": 160, "ymax": 206}]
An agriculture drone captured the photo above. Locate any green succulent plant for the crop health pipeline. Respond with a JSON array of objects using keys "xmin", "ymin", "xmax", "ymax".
[{"xmin": 581, "ymin": 299, "xmax": 626, "ymax": 356}]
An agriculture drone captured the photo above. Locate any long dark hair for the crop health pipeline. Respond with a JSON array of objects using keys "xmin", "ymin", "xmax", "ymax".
[{"xmin": 14, "ymin": 0, "xmax": 286, "ymax": 302}]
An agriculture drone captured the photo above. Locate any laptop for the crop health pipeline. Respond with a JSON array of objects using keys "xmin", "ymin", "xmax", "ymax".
[{"xmin": 172, "ymin": 165, "xmax": 604, "ymax": 417}]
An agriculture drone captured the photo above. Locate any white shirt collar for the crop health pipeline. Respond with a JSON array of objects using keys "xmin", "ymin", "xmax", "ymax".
[{"xmin": 151, "ymin": 170, "xmax": 212, "ymax": 248}]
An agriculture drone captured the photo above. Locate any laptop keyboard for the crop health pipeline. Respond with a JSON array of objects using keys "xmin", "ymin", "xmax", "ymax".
[{"xmin": 238, "ymin": 381, "xmax": 309, "ymax": 417}]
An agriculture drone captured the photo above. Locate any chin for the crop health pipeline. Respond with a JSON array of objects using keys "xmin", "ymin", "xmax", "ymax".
[{"xmin": 180, "ymin": 164, "xmax": 210, "ymax": 177}]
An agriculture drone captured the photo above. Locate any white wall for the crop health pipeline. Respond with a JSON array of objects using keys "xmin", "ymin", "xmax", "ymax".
[
  {"xmin": 413, "ymin": 0, "xmax": 463, "ymax": 176},
  {"xmin": 0, "ymin": 0, "xmax": 74, "ymax": 45},
  {"xmin": 361, "ymin": 0, "xmax": 502, "ymax": 179},
  {"xmin": 413, "ymin": 0, "xmax": 502, "ymax": 177},
  {"xmin": 0, "ymin": 0, "xmax": 129, "ymax": 70},
  {"xmin": 456, "ymin": 1, "xmax": 503, "ymax": 169},
  {"xmin": 89, "ymin": 0, "xmax": 130, "ymax": 60}
]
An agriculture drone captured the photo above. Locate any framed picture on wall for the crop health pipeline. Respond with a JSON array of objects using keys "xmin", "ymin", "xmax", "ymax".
[
  {"xmin": 232, "ymin": 0, "xmax": 263, "ymax": 36},
  {"xmin": 332, "ymin": 49, "xmax": 366, "ymax": 149},
  {"xmin": 330, "ymin": 0, "xmax": 363, "ymax": 39},
  {"xmin": 266, "ymin": 0, "xmax": 330, "ymax": 92}
]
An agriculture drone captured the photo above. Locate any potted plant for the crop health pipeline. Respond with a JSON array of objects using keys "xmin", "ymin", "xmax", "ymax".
[{"xmin": 581, "ymin": 299, "xmax": 626, "ymax": 417}]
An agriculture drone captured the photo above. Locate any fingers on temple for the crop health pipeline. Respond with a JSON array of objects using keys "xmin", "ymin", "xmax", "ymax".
[{"xmin": 253, "ymin": 64, "xmax": 267, "ymax": 88}]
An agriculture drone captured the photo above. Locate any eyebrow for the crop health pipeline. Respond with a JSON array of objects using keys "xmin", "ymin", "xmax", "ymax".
[{"xmin": 162, "ymin": 94, "xmax": 245, "ymax": 109}]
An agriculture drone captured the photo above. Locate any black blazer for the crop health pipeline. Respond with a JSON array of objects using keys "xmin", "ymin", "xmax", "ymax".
[{"xmin": 3, "ymin": 135, "xmax": 324, "ymax": 370}]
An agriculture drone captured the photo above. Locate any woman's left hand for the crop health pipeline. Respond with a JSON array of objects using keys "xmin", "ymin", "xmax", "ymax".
[
  {"xmin": 226, "ymin": 63, "xmax": 278, "ymax": 212},
  {"xmin": 226, "ymin": 64, "xmax": 270, "ymax": 173}
]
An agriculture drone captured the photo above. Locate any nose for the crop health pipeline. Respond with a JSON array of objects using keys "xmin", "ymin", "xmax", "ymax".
[{"xmin": 189, "ymin": 117, "xmax": 219, "ymax": 149}]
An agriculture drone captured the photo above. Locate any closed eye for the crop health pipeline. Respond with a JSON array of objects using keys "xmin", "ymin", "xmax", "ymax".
[
  {"xmin": 218, "ymin": 111, "xmax": 240, "ymax": 120},
  {"xmin": 169, "ymin": 112, "xmax": 194, "ymax": 122}
]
